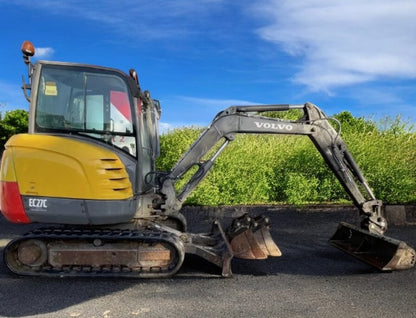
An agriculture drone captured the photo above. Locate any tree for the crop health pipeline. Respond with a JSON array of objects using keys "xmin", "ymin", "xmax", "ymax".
[
  {"xmin": 333, "ymin": 111, "xmax": 377, "ymax": 134},
  {"xmin": 0, "ymin": 109, "xmax": 29, "ymax": 150}
]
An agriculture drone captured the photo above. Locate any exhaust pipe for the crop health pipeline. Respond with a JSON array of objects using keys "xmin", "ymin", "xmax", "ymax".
[{"xmin": 329, "ymin": 222, "xmax": 415, "ymax": 271}]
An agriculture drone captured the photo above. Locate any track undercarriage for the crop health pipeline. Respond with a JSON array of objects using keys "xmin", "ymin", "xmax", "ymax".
[
  {"xmin": 4, "ymin": 226, "xmax": 185, "ymax": 278},
  {"xmin": 4, "ymin": 212, "xmax": 415, "ymax": 278},
  {"xmin": 4, "ymin": 214, "xmax": 281, "ymax": 278}
]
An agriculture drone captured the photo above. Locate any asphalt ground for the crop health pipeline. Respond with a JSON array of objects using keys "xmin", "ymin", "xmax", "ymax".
[{"xmin": 0, "ymin": 206, "xmax": 415, "ymax": 318}]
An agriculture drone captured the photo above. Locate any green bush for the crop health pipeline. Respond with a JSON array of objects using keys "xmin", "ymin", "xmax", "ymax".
[
  {"xmin": 0, "ymin": 109, "xmax": 29, "ymax": 149},
  {"xmin": 344, "ymin": 130, "xmax": 415, "ymax": 203},
  {"xmin": 157, "ymin": 114, "xmax": 416, "ymax": 205}
]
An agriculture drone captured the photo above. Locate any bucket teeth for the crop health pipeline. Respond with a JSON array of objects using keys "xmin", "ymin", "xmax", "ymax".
[
  {"xmin": 253, "ymin": 226, "xmax": 282, "ymax": 257},
  {"xmin": 229, "ymin": 214, "xmax": 282, "ymax": 260}
]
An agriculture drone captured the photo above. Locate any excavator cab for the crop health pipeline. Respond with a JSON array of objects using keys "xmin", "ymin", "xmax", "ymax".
[
  {"xmin": 0, "ymin": 41, "xmax": 167, "ymax": 225},
  {"xmin": 34, "ymin": 64, "xmax": 136, "ymax": 153}
]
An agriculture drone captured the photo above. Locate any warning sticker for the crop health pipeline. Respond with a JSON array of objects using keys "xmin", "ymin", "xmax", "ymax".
[{"xmin": 45, "ymin": 82, "xmax": 58, "ymax": 96}]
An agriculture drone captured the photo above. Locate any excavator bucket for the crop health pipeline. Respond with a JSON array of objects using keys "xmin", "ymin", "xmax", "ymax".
[
  {"xmin": 329, "ymin": 222, "xmax": 415, "ymax": 271},
  {"xmin": 229, "ymin": 215, "xmax": 282, "ymax": 260}
]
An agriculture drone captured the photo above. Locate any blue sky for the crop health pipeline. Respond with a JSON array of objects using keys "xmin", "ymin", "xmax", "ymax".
[{"xmin": 1, "ymin": 0, "xmax": 416, "ymax": 130}]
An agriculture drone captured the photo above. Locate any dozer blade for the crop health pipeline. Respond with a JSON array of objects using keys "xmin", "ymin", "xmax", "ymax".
[{"xmin": 329, "ymin": 222, "xmax": 415, "ymax": 271}]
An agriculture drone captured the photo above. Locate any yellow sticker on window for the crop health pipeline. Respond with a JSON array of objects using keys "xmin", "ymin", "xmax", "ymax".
[{"xmin": 44, "ymin": 82, "xmax": 58, "ymax": 96}]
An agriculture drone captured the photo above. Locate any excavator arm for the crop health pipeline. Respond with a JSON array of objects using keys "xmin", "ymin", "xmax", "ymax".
[
  {"xmin": 160, "ymin": 102, "xmax": 385, "ymax": 234},
  {"xmin": 158, "ymin": 102, "xmax": 414, "ymax": 272}
]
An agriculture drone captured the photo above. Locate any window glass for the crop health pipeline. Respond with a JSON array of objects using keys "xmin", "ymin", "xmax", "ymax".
[{"xmin": 35, "ymin": 65, "xmax": 136, "ymax": 155}]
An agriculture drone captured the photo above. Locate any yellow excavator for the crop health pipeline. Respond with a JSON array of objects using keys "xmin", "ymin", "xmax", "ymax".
[{"xmin": 0, "ymin": 41, "xmax": 414, "ymax": 277}]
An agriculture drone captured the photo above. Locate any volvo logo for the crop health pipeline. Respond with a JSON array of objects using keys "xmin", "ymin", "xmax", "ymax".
[{"xmin": 254, "ymin": 121, "xmax": 294, "ymax": 131}]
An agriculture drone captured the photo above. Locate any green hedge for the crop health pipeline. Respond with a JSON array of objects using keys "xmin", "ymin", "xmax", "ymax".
[
  {"xmin": 157, "ymin": 113, "xmax": 415, "ymax": 205},
  {"xmin": 0, "ymin": 110, "xmax": 29, "ymax": 150}
]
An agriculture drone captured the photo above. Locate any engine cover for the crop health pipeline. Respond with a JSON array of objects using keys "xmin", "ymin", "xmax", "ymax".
[{"xmin": 0, "ymin": 134, "xmax": 135, "ymax": 224}]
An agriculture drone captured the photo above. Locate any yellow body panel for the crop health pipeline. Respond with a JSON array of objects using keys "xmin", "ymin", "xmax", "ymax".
[
  {"xmin": 0, "ymin": 149, "xmax": 17, "ymax": 182},
  {"xmin": 2, "ymin": 134, "xmax": 133, "ymax": 200}
]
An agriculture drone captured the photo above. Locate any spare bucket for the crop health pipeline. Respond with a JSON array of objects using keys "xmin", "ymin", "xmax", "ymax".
[{"xmin": 228, "ymin": 214, "xmax": 282, "ymax": 260}]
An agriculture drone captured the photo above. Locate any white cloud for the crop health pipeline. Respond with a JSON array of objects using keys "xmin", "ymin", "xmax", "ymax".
[
  {"xmin": 158, "ymin": 121, "xmax": 202, "ymax": 134},
  {"xmin": 159, "ymin": 122, "xmax": 172, "ymax": 134},
  {"xmin": 254, "ymin": 0, "xmax": 416, "ymax": 92},
  {"xmin": 159, "ymin": 122, "xmax": 180, "ymax": 134},
  {"xmin": 35, "ymin": 47, "xmax": 54, "ymax": 59}
]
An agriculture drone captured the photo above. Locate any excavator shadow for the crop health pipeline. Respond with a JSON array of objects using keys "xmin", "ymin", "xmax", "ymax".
[{"xmin": 174, "ymin": 247, "xmax": 387, "ymax": 279}]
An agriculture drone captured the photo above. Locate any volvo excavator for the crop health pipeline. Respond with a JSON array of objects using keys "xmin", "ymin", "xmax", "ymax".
[{"xmin": 0, "ymin": 41, "xmax": 414, "ymax": 278}]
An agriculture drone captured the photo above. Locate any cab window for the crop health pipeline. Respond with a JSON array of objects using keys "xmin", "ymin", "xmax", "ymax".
[{"xmin": 35, "ymin": 65, "xmax": 136, "ymax": 156}]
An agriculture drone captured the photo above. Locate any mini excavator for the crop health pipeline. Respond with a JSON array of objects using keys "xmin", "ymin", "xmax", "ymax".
[{"xmin": 0, "ymin": 41, "xmax": 414, "ymax": 277}]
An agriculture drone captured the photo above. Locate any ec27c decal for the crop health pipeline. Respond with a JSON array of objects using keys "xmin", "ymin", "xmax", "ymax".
[{"xmin": 28, "ymin": 198, "xmax": 48, "ymax": 209}]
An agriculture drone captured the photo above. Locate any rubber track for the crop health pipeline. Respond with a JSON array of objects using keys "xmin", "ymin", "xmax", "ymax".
[{"xmin": 4, "ymin": 227, "xmax": 185, "ymax": 278}]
